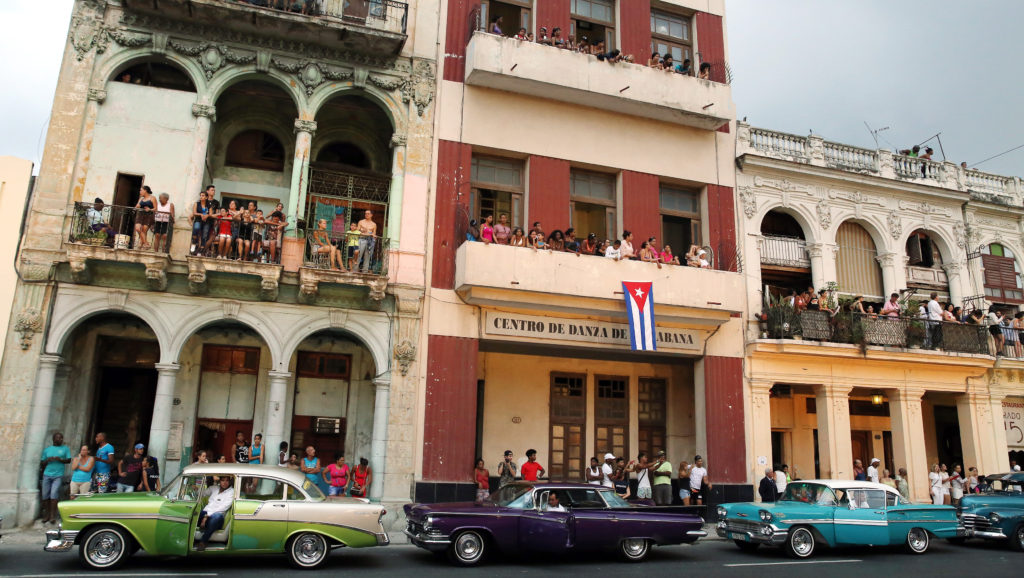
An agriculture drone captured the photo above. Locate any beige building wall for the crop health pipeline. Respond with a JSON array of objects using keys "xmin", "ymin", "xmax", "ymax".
[{"xmin": 0, "ymin": 157, "xmax": 33, "ymax": 361}]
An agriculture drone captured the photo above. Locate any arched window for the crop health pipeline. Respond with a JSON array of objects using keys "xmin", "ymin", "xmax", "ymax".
[
  {"xmin": 114, "ymin": 61, "xmax": 196, "ymax": 92},
  {"xmin": 316, "ymin": 142, "xmax": 371, "ymax": 169},
  {"xmin": 225, "ymin": 130, "xmax": 285, "ymax": 172},
  {"xmin": 836, "ymin": 222, "xmax": 883, "ymax": 298},
  {"xmin": 906, "ymin": 230, "xmax": 942, "ymax": 268},
  {"xmin": 982, "ymin": 243, "xmax": 1024, "ymax": 302}
]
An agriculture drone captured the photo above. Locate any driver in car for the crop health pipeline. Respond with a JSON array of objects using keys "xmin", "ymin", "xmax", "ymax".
[
  {"xmin": 848, "ymin": 490, "xmax": 870, "ymax": 509},
  {"xmin": 544, "ymin": 491, "xmax": 566, "ymax": 512}
]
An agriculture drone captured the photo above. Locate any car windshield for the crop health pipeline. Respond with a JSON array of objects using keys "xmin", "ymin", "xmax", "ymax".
[
  {"xmin": 780, "ymin": 482, "xmax": 836, "ymax": 505},
  {"xmin": 303, "ymin": 478, "xmax": 326, "ymax": 502},
  {"xmin": 160, "ymin": 474, "xmax": 183, "ymax": 499},
  {"xmin": 488, "ymin": 483, "xmax": 534, "ymax": 508},
  {"xmin": 601, "ymin": 490, "xmax": 630, "ymax": 508},
  {"xmin": 985, "ymin": 475, "xmax": 1024, "ymax": 493}
]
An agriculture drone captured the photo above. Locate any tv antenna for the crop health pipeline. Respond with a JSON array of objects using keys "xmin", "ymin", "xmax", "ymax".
[{"xmin": 864, "ymin": 121, "xmax": 891, "ymax": 149}]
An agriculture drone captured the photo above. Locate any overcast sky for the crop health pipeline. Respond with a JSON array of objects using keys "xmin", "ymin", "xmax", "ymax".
[{"xmin": 2, "ymin": 0, "xmax": 1023, "ymax": 176}]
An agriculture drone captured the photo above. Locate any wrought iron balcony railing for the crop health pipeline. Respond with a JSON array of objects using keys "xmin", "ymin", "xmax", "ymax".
[
  {"xmin": 303, "ymin": 228, "xmax": 389, "ymax": 277},
  {"xmin": 189, "ymin": 214, "xmax": 285, "ymax": 264},
  {"xmin": 68, "ymin": 202, "xmax": 174, "ymax": 253}
]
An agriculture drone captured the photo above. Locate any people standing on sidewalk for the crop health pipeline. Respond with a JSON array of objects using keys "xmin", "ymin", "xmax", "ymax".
[
  {"xmin": 601, "ymin": 453, "xmax": 616, "ymax": 489},
  {"xmin": 301, "ymin": 446, "xmax": 322, "ymax": 489},
  {"xmin": 950, "ymin": 464, "xmax": 964, "ymax": 505},
  {"xmin": 613, "ymin": 458, "xmax": 631, "ymax": 499},
  {"xmin": 867, "ymin": 458, "xmax": 880, "ymax": 483},
  {"xmin": 40, "ymin": 432, "xmax": 71, "ymax": 523},
  {"xmin": 323, "ymin": 456, "xmax": 350, "ymax": 497},
  {"xmin": 967, "ymin": 467, "xmax": 980, "ymax": 493},
  {"xmin": 116, "ymin": 444, "xmax": 146, "ymax": 493},
  {"xmin": 896, "ymin": 467, "xmax": 911, "ymax": 501},
  {"xmin": 351, "ymin": 458, "xmax": 371, "ymax": 498},
  {"xmin": 689, "ymin": 455, "xmax": 711, "ymax": 505},
  {"xmin": 586, "ymin": 457, "xmax": 602, "ymax": 485},
  {"xmin": 774, "ymin": 464, "xmax": 788, "ymax": 495},
  {"xmin": 233, "ymin": 431, "xmax": 250, "ymax": 463},
  {"xmin": 142, "ymin": 456, "xmax": 161, "ymax": 492},
  {"xmin": 497, "ymin": 450, "xmax": 517, "ymax": 487},
  {"xmin": 474, "ymin": 459, "xmax": 490, "ymax": 503},
  {"xmin": 651, "ymin": 451, "xmax": 673, "ymax": 505},
  {"xmin": 880, "ymin": 469, "xmax": 897, "ymax": 489},
  {"xmin": 93, "ymin": 433, "xmax": 115, "ymax": 494},
  {"xmin": 278, "ymin": 442, "xmax": 289, "ymax": 467},
  {"xmin": 853, "ymin": 459, "xmax": 866, "ymax": 481},
  {"xmin": 759, "ymin": 467, "xmax": 780, "ymax": 502},
  {"xmin": 69, "ymin": 445, "xmax": 94, "ymax": 498},
  {"xmin": 632, "ymin": 452, "xmax": 652, "ymax": 500},
  {"xmin": 929, "ymin": 463, "xmax": 943, "ymax": 505},
  {"xmin": 249, "ymin": 433, "xmax": 263, "ymax": 465},
  {"xmin": 940, "ymin": 463, "xmax": 952, "ymax": 504},
  {"xmin": 677, "ymin": 460, "xmax": 691, "ymax": 503},
  {"xmin": 521, "ymin": 449, "xmax": 546, "ymax": 481}
]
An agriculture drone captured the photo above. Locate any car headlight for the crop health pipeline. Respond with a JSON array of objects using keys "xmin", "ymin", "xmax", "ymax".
[
  {"xmin": 761, "ymin": 524, "xmax": 773, "ymax": 535},
  {"xmin": 716, "ymin": 506, "xmax": 727, "ymax": 519},
  {"xmin": 759, "ymin": 510, "xmax": 773, "ymax": 523},
  {"xmin": 989, "ymin": 513, "xmax": 1002, "ymax": 523},
  {"xmin": 423, "ymin": 516, "xmax": 435, "ymax": 530}
]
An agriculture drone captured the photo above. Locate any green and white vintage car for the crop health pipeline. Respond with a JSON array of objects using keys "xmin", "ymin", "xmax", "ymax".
[
  {"xmin": 45, "ymin": 463, "xmax": 389, "ymax": 570},
  {"xmin": 717, "ymin": 480, "xmax": 964, "ymax": 558}
]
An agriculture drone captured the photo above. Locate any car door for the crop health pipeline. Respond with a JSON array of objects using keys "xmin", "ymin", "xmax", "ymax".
[
  {"xmin": 563, "ymin": 488, "xmax": 621, "ymax": 550},
  {"xmin": 155, "ymin": 474, "xmax": 204, "ymax": 556},
  {"xmin": 834, "ymin": 489, "xmax": 888, "ymax": 545},
  {"xmin": 519, "ymin": 489, "xmax": 574, "ymax": 552},
  {"xmin": 231, "ymin": 476, "xmax": 288, "ymax": 551}
]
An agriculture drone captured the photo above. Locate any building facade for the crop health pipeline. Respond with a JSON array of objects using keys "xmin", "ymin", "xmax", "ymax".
[
  {"xmin": 1, "ymin": 0, "xmax": 438, "ymax": 528},
  {"xmin": 417, "ymin": 0, "xmax": 752, "ymax": 505},
  {"xmin": 737, "ymin": 123, "xmax": 1024, "ymax": 502}
]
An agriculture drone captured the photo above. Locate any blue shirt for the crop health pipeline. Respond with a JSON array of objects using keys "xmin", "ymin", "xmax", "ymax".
[
  {"xmin": 41, "ymin": 445, "xmax": 71, "ymax": 478},
  {"xmin": 95, "ymin": 443, "xmax": 115, "ymax": 474},
  {"xmin": 71, "ymin": 457, "xmax": 94, "ymax": 483}
]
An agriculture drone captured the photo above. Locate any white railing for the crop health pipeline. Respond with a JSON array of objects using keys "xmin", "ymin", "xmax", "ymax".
[
  {"xmin": 823, "ymin": 142, "xmax": 878, "ymax": 172},
  {"xmin": 892, "ymin": 155, "xmax": 943, "ymax": 181},
  {"xmin": 749, "ymin": 128, "xmax": 808, "ymax": 159},
  {"xmin": 760, "ymin": 235, "xmax": 810, "ymax": 268},
  {"xmin": 965, "ymin": 169, "xmax": 1012, "ymax": 195}
]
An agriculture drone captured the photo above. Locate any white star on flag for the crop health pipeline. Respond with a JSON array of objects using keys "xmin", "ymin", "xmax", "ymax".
[{"xmin": 634, "ymin": 288, "xmax": 645, "ymax": 298}]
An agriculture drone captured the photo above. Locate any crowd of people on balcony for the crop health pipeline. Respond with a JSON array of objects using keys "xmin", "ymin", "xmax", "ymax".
[
  {"xmin": 464, "ymin": 214, "xmax": 711, "ymax": 269},
  {"xmin": 80, "ymin": 188, "xmax": 177, "ymax": 253},
  {"xmin": 189, "ymin": 185, "xmax": 288, "ymax": 263},
  {"xmin": 487, "ymin": 17, "xmax": 712, "ymax": 78}
]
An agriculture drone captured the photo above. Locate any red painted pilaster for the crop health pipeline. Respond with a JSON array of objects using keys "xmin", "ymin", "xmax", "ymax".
[
  {"xmin": 527, "ymin": 155, "xmax": 571, "ymax": 231},
  {"xmin": 444, "ymin": 0, "xmax": 482, "ymax": 82},
  {"xmin": 422, "ymin": 335, "xmax": 479, "ymax": 481},
  {"xmin": 535, "ymin": 0, "xmax": 571, "ymax": 38},
  {"xmin": 621, "ymin": 170, "xmax": 660, "ymax": 247},
  {"xmin": 707, "ymin": 184, "xmax": 737, "ymax": 272},
  {"xmin": 431, "ymin": 140, "xmax": 472, "ymax": 290},
  {"xmin": 695, "ymin": 12, "xmax": 726, "ymax": 83},
  {"xmin": 619, "ymin": 0, "xmax": 651, "ymax": 62},
  {"xmin": 704, "ymin": 356, "xmax": 745, "ymax": 483}
]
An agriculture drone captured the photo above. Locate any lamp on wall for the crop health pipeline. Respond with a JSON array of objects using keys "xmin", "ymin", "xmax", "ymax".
[{"xmin": 871, "ymin": 391, "xmax": 886, "ymax": 406}]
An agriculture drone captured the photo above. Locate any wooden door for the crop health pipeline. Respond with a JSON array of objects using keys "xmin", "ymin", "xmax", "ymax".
[
  {"xmin": 851, "ymin": 430, "xmax": 871, "ymax": 475},
  {"xmin": 549, "ymin": 373, "xmax": 586, "ymax": 482}
]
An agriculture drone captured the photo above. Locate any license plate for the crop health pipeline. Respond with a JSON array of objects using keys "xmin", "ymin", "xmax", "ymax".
[{"xmin": 729, "ymin": 532, "xmax": 748, "ymax": 542}]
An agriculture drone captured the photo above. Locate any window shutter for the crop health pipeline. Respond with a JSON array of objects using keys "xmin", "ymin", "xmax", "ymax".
[{"xmin": 907, "ymin": 235, "xmax": 923, "ymax": 265}]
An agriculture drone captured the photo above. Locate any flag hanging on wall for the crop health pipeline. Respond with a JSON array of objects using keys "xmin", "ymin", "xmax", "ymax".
[{"xmin": 622, "ymin": 281, "xmax": 656, "ymax": 351}]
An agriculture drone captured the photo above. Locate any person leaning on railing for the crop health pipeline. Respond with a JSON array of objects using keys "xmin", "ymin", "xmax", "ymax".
[{"xmin": 85, "ymin": 198, "xmax": 115, "ymax": 244}]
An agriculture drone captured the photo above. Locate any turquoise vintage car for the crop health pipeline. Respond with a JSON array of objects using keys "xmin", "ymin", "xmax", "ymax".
[
  {"xmin": 717, "ymin": 480, "xmax": 963, "ymax": 558},
  {"xmin": 45, "ymin": 464, "xmax": 389, "ymax": 570},
  {"xmin": 958, "ymin": 472, "xmax": 1024, "ymax": 550}
]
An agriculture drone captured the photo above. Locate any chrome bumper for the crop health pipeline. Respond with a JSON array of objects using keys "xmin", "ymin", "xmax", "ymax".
[
  {"xmin": 44, "ymin": 528, "xmax": 78, "ymax": 552},
  {"xmin": 967, "ymin": 529, "xmax": 1006, "ymax": 539},
  {"xmin": 404, "ymin": 528, "xmax": 451, "ymax": 551},
  {"xmin": 717, "ymin": 523, "xmax": 788, "ymax": 545},
  {"xmin": 686, "ymin": 530, "xmax": 708, "ymax": 537},
  {"xmin": 375, "ymin": 531, "xmax": 391, "ymax": 546}
]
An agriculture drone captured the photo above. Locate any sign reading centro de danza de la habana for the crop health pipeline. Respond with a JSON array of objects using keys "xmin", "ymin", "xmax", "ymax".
[{"xmin": 483, "ymin": 312, "xmax": 702, "ymax": 352}]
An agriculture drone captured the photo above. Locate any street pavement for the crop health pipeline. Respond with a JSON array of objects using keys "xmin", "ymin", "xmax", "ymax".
[{"xmin": 0, "ymin": 529, "xmax": 1020, "ymax": 577}]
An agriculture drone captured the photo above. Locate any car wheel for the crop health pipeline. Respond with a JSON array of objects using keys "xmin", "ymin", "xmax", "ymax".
[
  {"xmin": 79, "ymin": 525, "xmax": 130, "ymax": 570},
  {"xmin": 619, "ymin": 538, "xmax": 650, "ymax": 562},
  {"xmin": 1010, "ymin": 524, "xmax": 1024, "ymax": 552},
  {"xmin": 785, "ymin": 526, "xmax": 815, "ymax": 559},
  {"xmin": 447, "ymin": 530, "xmax": 486, "ymax": 567},
  {"xmin": 905, "ymin": 527, "xmax": 930, "ymax": 554},
  {"xmin": 287, "ymin": 532, "xmax": 330, "ymax": 570},
  {"xmin": 734, "ymin": 539, "xmax": 760, "ymax": 552}
]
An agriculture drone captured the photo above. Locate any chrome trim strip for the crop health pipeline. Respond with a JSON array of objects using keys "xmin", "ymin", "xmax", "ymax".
[
  {"xmin": 403, "ymin": 528, "xmax": 451, "ymax": 545},
  {"xmin": 69, "ymin": 513, "xmax": 190, "ymax": 523},
  {"xmin": 686, "ymin": 530, "xmax": 708, "ymax": 537},
  {"xmin": 780, "ymin": 519, "xmax": 835, "ymax": 524},
  {"xmin": 889, "ymin": 519, "xmax": 959, "ymax": 524},
  {"xmin": 969, "ymin": 530, "xmax": 1007, "ymax": 539},
  {"xmin": 834, "ymin": 520, "xmax": 888, "ymax": 526}
]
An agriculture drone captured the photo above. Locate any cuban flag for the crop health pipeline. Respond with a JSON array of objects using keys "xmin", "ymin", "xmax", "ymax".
[{"xmin": 622, "ymin": 281, "xmax": 656, "ymax": 351}]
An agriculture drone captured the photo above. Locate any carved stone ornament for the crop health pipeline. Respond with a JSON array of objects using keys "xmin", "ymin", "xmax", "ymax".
[
  {"xmin": 401, "ymin": 60, "xmax": 437, "ymax": 117},
  {"xmin": 394, "ymin": 339, "xmax": 417, "ymax": 376},
  {"xmin": 390, "ymin": 133, "xmax": 408, "ymax": 148},
  {"xmin": 169, "ymin": 40, "xmax": 256, "ymax": 79},
  {"xmin": 87, "ymin": 88, "xmax": 107, "ymax": 103},
  {"xmin": 70, "ymin": 12, "xmax": 154, "ymax": 61},
  {"xmin": 816, "ymin": 199, "xmax": 832, "ymax": 230},
  {"xmin": 294, "ymin": 119, "xmax": 318, "ymax": 135},
  {"xmin": 15, "ymin": 308, "xmax": 42, "ymax": 350},
  {"xmin": 271, "ymin": 57, "xmax": 353, "ymax": 95},
  {"xmin": 953, "ymin": 221, "xmax": 967, "ymax": 248},
  {"xmin": 191, "ymin": 103, "xmax": 216, "ymax": 119},
  {"xmin": 107, "ymin": 289, "xmax": 129, "ymax": 311},
  {"xmin": 887, "ymin": 211, "xmax": 903, "ymax": 240},
  {"xmin": 222, "ymin": 300, "xmax": 241, "ymax": 318},
  {"xmin": 737, "ymin": 187, "xmax": 757, "ymax": 219}
]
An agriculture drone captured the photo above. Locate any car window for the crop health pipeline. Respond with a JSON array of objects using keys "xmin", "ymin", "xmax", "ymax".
[
  {"xmin": 843, "ymin": 489, "xmax": 885, "ymax": 509},
  {"xmin": 490, "ymin": 484, "xmax": 534, "ymax": 508},
  {"xmin": 600, "ymin": 490, "xmax": 630, "ymax": 508},
  {"xmin": 782, "ymin": 482, "xmax": 833, "ymax": 505},
  {"xmin": 885, "ymin": 491, "xmax": 906, "ymax": 507},
  {"xmin": 161, "ymin": 474, "xmax": 183, "ymax": 500},
  {"xmin": 302, "ymin": 479, "xmax": 326, "ymax": 502},
  {"xmin": 178, "ymin": 475, "xmax": 206, "ymax": 502},
  {"xmin": 239, "ymin": 477, "xmax": 285, "ymax": 501},
  {"xmin": 563, "ymin": 488, "xmax": 606, "ymax": 508},
  {"xmin": 287, "ymin": 484, "xmax": 306, "ymax": 501}
]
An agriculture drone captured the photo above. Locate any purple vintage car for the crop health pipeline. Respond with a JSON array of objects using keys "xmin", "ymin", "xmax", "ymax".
[{"xmin": 404, "ymin": 482, "xmax": 706, "ymax": 566}]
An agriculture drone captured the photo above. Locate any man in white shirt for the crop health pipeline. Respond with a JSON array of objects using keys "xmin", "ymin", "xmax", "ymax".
[
  {"xmin": 196, "ymin": 477, "xmax": 234, "ymax": 550},
  {"xmin": 543, "ymin": 491, "xmax": 566, "ymax": 512},
  {"xmin": 866, "ymin": 458, "xmax": 880, "ymax": 484},
  {"xmin": 774, "ymin": 464, "xmax": 788, "ymax": 494},
  {"xmin": 925, "ymin": 292, "xmax": 943, "ymax": 349},
  {"xmin": 689, "ymin": 455, "xmax": 710, "ymax": 505},
  {"xmin": 604, "ymin": 240, "xmax": 622, "ymax": 260},
  {"xmin": 601, "ymin": 453, "xmax": 616, "ymax": 489}
]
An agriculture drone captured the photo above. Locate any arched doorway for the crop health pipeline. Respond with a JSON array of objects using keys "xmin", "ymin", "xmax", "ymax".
[
  {"xmin": 905, "ymin": 230, "xmax": 949, "ymax": 300},
  {"xmin": 836, "ymin": 221, "xmax": 884, "ymax": 299},
  {"xmin": 760, "ymin": 210, "xmax": 811, "ymax": 296}
]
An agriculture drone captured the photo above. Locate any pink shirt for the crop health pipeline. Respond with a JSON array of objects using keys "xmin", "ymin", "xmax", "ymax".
[
  {"xmin": 326, "ymin": 463, "xmax": 349, "ymax": 487},
  {"xmin": 481, "ymin": 224, "xmax": 495, "ymax": 243}
]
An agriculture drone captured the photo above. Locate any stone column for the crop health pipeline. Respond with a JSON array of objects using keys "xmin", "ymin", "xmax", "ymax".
[
  {"xmin": 289, "ymin": 120, "xmax": 317, "ymax": 226},
  {"xmin": 184, "ymin": 104, "xmax": 216, "ymax": 200},
  {"xmin": 942, "ymin": 262, "xmax": 964, "ymax": 307},
  {"xmin": 806, "ymin": 243, "xmax": 834, "ymax": 290},
  {"xmin": 813, "ymin": 384, "xmax": 853, "ymax": 480},
  {"xmin": 876, "ymin": 252, "xmax": 902, "ymax": 295},
  {"xmin": 68, "ymin": 88, "xmax": 106, "ymax": 202},
  {"xmin": 385, "ymin": 135, "xmax": 407, "ymax": 249},
  {"xmin": 147, "ymin": 363, "xmax": 181, "ymax": 474},
  {"xmin": 17, "ymin": 355, "xmax": 63, "ymax": 524},
  {"xmin": 987, "ymin": 389, "xmax": 1011, "ymax": 473},
  {"xmin": 263, "ymin": 371, "xmax": 293, "ymax": 462},
  {"xmin": 369, "ymin": 377, "xmax": 391, "ymax": 502},
  {"xmin": 957, "ymin": 391, "xmax": 1002, "ymax": 476},
  {"xmin": 889, "ymin": 388, "xmax": 929, "ymax": 502},
  {"xmin": 749, "ymin": 380, "xmax": 774, "ymax": 497}
]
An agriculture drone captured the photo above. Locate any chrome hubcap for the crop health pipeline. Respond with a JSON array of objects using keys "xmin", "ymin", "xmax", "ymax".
[
  {"xmin": 792, "ymin": 529, "xmax": 812, "ymax": 555},
  {"xmin": 87, "ymin": 531, "xmax": 123, "ymax": 566},
  {"xmin": 456, "ymin": 533, "xmax": 482, "ymax": 561},
  {"xmin": 294, "ymin": 534, "xmax": 325, "ymax": 565},
  {"xmin": 623, "ymin": 539, "xmax": 646, "ymax": 556},
  {"xmin": 909, "ymin": 529, "xmax": 927, "ymax": 551}
]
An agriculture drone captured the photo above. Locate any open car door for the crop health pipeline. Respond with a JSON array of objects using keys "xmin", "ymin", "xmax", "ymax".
[
  {"xmin": 519, "ymin": 490, "xmax": 575, "ymax": 552},
  {"xmin": 158, "ymin": 474, "xmax": 205, "ymax": 556}
]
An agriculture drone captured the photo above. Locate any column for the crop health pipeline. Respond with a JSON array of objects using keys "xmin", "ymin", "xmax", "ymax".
[
  {"xmin": 184, "ymin": 104, "xmax": 216, "ymax": 199},
  {"xmin": 68, "ymin": 88, "xmax": 106, "ymax": 201},
  {"xmin": 806, "ymin": 243, "xmax": 828, "ymax": 290},
  {"xmin": 987, "ymin": 390, "xmax": 1011, "ymax": 473},
  {"xmin": 957, "ymin": 392, "xmax": 1002, "ymax": 476},
  {"xmin": 289, "ymin": 119, "xmax": 317, "ymax": 227},
  {"xmin": 813, "ymin": 384, "xmax": 853, "ymax": 480},
  {"xmin": 369, "ymin": 377, "xmax": 391, "ymax": 502},
  {"xmin": 876, "ymin": 252, "xmax": 903, "ymax": 295},
  {"xmin": 749, "ymin": 380, "xmax": 774, "ymax": 497},
  {"xmin": 263, "ymin": 371, "xmax": 293, "ymax": 462},
  {"xmin": 942, "ymin": 262, "xmax": 964, "ymax": 307},
  {"xmin": 18, "ymin": 355, "xmax": 63, "ymax": 523},
  {"xmin": 147, "ymin": 363, "xmax": 181, "ymax": 474},
  {"xmin": 385, "ymin": 135, "xmax": 406, "ymax": 249},
  {"xmin": 889, "ymin": 388, "xmax": 929, "ymax": 502}
]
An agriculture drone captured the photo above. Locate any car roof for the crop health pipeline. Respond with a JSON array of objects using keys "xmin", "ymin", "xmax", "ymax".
[
  {"xmin": 791, "ymin": 479, "xmax": 900, "ymax": 494},
  {"xmin": 986, "ymin": 472, "xmax": 1024, "ymax": 482},
  {"xmin": 182, "ymin": 463, "xmax": 308, "ymax": 486}
]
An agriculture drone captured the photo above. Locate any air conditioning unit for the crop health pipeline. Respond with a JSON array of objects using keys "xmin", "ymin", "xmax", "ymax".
[{"xmin": 314, "ymin": 417, "xmax": 342, "ymax": 434}]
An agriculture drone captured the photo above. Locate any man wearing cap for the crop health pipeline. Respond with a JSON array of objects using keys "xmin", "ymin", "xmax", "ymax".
[
  {"xmin": 497, "ymin": 450, "xmax": 517, "ymax": 488},
  {"xmin": 866, "ymin": 458, "xmax": 881, "ymax": 484},
  {"xmin": 651, "ymin": 450, "xmax": 673, "ymax": 505},
  {"xmin": 601, "ymin": 453, "xmax": 616, "ymax": 489},
  {"xmin": 117, "ymin": 443, "xmax": 147, "ymax": 492}
]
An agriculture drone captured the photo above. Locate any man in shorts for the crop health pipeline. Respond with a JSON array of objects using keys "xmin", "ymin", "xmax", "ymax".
[
  {"xmin": 40, "ymin": 432, "xmax": 71, "ymax": 523},
  {"xmin": 93, "ymin": 432, "xmax": 115, "ymax": 493}
]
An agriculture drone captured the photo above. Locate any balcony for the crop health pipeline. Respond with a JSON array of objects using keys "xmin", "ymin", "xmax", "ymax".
[
  {"xmin": 463, "ymin": 32, "xmax": 734, "ymax": 130},
  {"xmin": 66, "ymin": 202, "xmax": 172, "ymax": 291},
  {"xmin": 454, "ymin": 242, "xmax": 743, "ymax": 326},
  {"xmin": 299, "ymin": 230, "xmax": 390, "ymax": 302},
  {"xmin": 905, "ymin": 265, "xmax": 948, "ymax": 289},
  {"xmin": 121, "ymin": 0, "xmax": 409, "ymax": 56},
  {"xmin": 760, "ymin": 235, "xmax": 810, "ymax": 268}
]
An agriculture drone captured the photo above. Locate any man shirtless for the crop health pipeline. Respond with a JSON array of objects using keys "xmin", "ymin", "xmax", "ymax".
[{"xmin": 356, "ymin": 210, "xmax": 377, "ymax": 273}]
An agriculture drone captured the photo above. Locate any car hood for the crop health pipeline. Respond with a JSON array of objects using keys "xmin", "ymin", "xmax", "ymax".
[
  {"xmin": 722, "ymin": 500, "xmax": 830, "ymax": 521},
  {"xmin": 404, "ymin": 501, "xmax": 498, "ymax": 519},
  {"xmin": 75, "ymin": 491, "xmax": 162, "ymax": 502},
  {"xmin": 960, "ymin": 494, "xmax": 1023, "ymax": 511}
]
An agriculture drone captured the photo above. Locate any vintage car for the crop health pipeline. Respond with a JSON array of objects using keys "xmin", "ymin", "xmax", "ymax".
[
  {"xmin": 404, "ymin": 482, "xmax": 706, "ymax": 566},
  {"xmin": 44, "ymin": 463, "xmax": 388, "ymax": 570},
  {"xmin": 958, "ymin": 472, "xmax": 1024, "ymax": 550},
  {"xmin": 717, "ymin": 479, "xmax": 963, "ymax": 558}
]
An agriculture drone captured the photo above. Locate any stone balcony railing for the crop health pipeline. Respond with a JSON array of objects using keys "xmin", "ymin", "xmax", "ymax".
[
  {"xmin": 464, "ymin": 32, "xmax": 734, "ymax": 130},
  {"xmin": 759, "ymin": 235, "xmax": 810, "ymax": 268},
  {"xmin": 738, "ymin": 123, "xmax": 1023, "ymax": 205}
]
